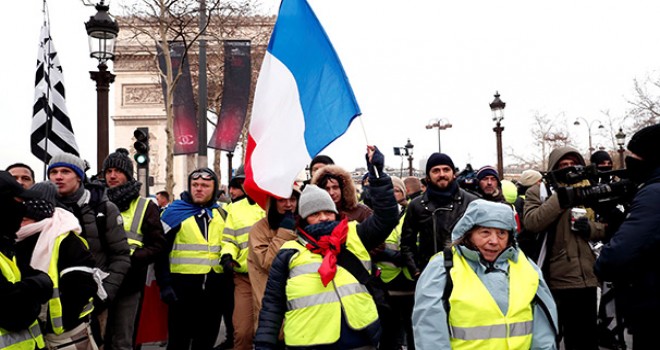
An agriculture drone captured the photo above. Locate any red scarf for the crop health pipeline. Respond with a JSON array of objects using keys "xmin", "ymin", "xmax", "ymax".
[{"xmin": 298, "ymin": 219, "xmax": 349, "ymax": 287}]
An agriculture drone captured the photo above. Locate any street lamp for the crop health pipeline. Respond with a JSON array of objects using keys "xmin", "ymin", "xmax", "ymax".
[
  {"xmin": 489, "ymin": 91, "xmax": 506, "ymax": 179},
  {"xmin": 425, "ymin": 118, "xmax": 452, "ymax": 153},
  {"xmin": 405, "ymin": 139, "xmax": 414, "ymax": 176},
  {"xmin": 573, "ymin": 117, "xmax": 604, "ymax": 155},
  {"xmin": 85, "ymin": 0, "xmax": 119, "ymax": 173},
  {"xmin": 615, "ymin": 128, "xmax": 626, "ymax": 169}
]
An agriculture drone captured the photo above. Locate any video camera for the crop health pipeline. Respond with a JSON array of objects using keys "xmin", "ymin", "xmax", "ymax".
[{"xmin": 544, "ymin": 165, "xmax": 637, "ymax": 209}]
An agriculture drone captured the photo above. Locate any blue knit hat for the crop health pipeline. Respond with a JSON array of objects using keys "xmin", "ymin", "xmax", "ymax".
[{"xmin": 48, "ymin": 152, "xmax": 86, "ymax": 180}]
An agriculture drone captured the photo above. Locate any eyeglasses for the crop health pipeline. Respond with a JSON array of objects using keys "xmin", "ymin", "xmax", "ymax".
[{"xmin": 191, "ymin": 171, "xmax": 213, "ymax": 180}]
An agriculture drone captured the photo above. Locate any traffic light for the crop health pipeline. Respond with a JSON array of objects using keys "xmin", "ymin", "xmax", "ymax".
[{"xmin": 133, "ymin": 127, "xmax": 149, "ymax": 167}]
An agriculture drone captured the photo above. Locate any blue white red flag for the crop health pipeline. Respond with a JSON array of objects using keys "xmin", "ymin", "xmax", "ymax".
[{"xmin": 244, "ymin": 0, "xmax": 361, "ymax": 208}]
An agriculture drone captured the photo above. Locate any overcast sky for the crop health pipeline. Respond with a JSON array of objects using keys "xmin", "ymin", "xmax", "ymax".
[{"xmin": 2, "ymin": 0, "xmax": 660, "ymax": 181}]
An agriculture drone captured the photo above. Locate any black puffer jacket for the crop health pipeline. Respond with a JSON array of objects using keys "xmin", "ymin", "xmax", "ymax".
[
  {"xmin": 71, "ymin": 183, "xmax": 131, "ymax": 304},
  {"xmin": 400, "ymin": 187, "xmax": 477, "ymax": 272},
  {"xmin": 254, "ymin": 174, "xmax": 398, "ymax": 350}
]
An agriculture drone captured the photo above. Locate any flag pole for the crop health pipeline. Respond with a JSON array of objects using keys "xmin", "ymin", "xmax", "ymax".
[
  {"xmin": 357, "ymin": 115, "xmax": 379, "ymax": 177},
  {"xmin": 41, "ymin": 0, "xmax": 51, "ymax": 179}
]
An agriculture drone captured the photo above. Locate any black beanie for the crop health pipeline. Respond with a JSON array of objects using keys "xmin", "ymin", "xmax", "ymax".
[
  {"xmin": 24, "ymin": 182, "xmax": 57, "ymax": 221},
  {"xmin": 589, "ymin": 150, "xmax": 612, "ymax": 166},
  {"xmin": 102, "ymin": 148, "xmax": 134, "ymax": 180},
  {"xmin": 628, "ymin": 124, "xmax": 660, "ymax": 165},
  {"xmin": 426, "ymin": 153, "xmax": 455, "ymax": 175},
  {"xmin": 310, "ymin": 155, "xmax": 334, "ymax": 169}
]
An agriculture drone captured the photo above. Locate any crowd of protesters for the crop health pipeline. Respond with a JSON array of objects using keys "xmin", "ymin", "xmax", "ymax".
[{"xmin": 1, "ymin": 124, "xmax": 659, "ymax": 350}]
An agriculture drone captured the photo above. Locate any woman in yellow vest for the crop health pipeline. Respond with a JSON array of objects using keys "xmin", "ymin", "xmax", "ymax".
[
  {"xmin": 15, "ymin": 182, "xmax": 98, "ymax": 349},
  {"xmin": 254, "ymin": 146, "xmax": 399, "ymax": 350},
  {"xmin": 413, "ymin": 199, "xmax": 558, "ymax": 350}
]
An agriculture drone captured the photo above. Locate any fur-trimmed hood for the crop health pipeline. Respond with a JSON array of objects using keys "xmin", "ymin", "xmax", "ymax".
[{"xmin": 311, "ymin": 164, "xmax": 358, "ymax": 211}]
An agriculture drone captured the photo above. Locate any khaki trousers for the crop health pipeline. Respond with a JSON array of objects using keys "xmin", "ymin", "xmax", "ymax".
[{"xmin": 232, "ymin": 273, "xmax": 254, "ymax": 350}]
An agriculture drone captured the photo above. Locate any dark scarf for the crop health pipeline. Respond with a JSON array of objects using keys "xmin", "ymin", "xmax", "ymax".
[
  {"xmin": 298, "ymin": 219, "xmax": 347, "ymax": 286},
  {"xmin": 107, "ymin": 180, "xmax": 142, "ymax": 212},
  {"xmin": 57, "ymin": 185, "xmax": 86, "ymax": 211},
  {"xmin": 0, "ymin": 196, "xmax": 26, "ymax": 257},
  {"xmin": 426, "ymin": 180, "xmax": 459, "ymax": 206}
]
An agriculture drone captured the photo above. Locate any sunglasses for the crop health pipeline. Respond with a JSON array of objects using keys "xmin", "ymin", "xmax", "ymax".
[{"xmin": 191, "ymin": 171, "xmax": 214, "ymax": 180}]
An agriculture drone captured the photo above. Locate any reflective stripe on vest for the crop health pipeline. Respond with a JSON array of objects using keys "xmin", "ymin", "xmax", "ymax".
[
  {"xmin": 220, "ymin": 199, "xmax": 265, "ymax": 273},
  {"xmin": 122, "ymin": 197, "xmax": 149, "ymax": 255},
  {"xmin": 281, "ymin": 222, "xmax": 378, "ymax": 347},
  {"xmin": 376, "ymin": 213, "xmax": 413, "ymax": 283},
  {"xmin": 170, "ymin": 208, "xmax": 224, "ymax": 274},
  {"xmin": 0, "ymin": 254, "xmax": 45, "ymax": 349},
  {"xmin": 448, "ymin": 247, "xmax": 538, "ymax": 349},
  {"xmin": 48, "ymin": 233, "xmax": 94, "ymax": 335}
]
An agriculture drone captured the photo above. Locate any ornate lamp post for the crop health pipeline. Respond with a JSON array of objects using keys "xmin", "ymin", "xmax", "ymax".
[
  {"xmin": 615, "ymin": 128, "xmax": 626, "ymax": 169},
  {"xmin": 425, "ymin": 118, "xmax": 452, "ymax": 153},
  {"xmin": 85, "ymin": 0, "xmax": 119, "ymax": 173},
  {"xmin": 489, "ymin": 91, "xmax": 505, "ymax": 179},
  {"xmin": 573, "ymin": 117, "xmax": 604, "ymax": 155},
  {"xmin": 405, "ymin": 139, "xmax": 414, "ymax": 176}
]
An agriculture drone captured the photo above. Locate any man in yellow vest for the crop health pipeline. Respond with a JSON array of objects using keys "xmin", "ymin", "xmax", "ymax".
[
  {"xmin": 220, "ymin": 167, "xmax": 265, "ymax": 350},
  {"xmin": 156, "ymin": 168, "xmax": 226, "ymax": 350},
  {"xmin": 0, "ymin": 171, "xmax": 52, "ymax": 350},
  {"xmin": 413, "ymin": 199, "xmax": 558, "ymax": 349},
  {"xmin": 102, "ymin": 148, "xmax": 166, "ymax": 350},
  {"xmin": 254, "ymin": 146, "xmax": 399, "ymax": 350}
]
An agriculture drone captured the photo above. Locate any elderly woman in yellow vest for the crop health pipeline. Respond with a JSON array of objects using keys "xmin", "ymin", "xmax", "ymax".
[
  {"xmin": 413, "ymin": 199, "xmax": 558, "ymax": 350},
  {"xmin": 254, "ymin": 146, "xmax": 399, "ymax": 350},
  {"xmin": 15, "ymin": 182, "xmax": 98, "ymax": 349}
]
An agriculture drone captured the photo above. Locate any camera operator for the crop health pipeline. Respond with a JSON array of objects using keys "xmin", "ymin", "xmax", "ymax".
[
  {"xmin": 595, "ymin": 124, "xmax": 660, "ymax": 350},
  {"xmin": 523, "ymin": 147, "xmax": 606, "ymax": 350}
]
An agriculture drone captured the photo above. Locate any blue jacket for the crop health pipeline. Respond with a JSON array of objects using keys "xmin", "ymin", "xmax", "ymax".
[
  {"xmin": 595, "ymin": 167, "xmax": 660, "ymax": 329},
  {"xmin": 412, "ymin": 245, "xmax": 558, "ymax": 350}
]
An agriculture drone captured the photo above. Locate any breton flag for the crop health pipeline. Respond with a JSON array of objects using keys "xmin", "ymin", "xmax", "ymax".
[
  {"xmin": 244, "ymin": 0, "xmax": 361, "ymax": 208},
  {"xmin": 31, "ymin": 23, "xmax": 79, "ymax": 164}
]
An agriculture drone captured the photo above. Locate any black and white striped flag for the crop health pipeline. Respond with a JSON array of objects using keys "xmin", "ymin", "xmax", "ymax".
[{"xmin": 31, "ymin": 23, "xmax": 79, "ymax": 164}]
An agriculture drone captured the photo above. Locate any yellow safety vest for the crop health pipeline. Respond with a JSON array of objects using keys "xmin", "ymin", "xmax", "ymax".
[
  {"xmin": 121, "ymin": 197, "xmax": 150, "ymax": 255},
  {"xmin": 281, "ymin": 222, "xmax": 379, "ymax": 347},
  {"xmin": 376, "ymin": 213, "xmax": 413, "ymax": 283},
  {"xmin": 48, "ymin": 233, "xmax": 95, "ymax": 335},
  {"xmin": 448, "ymin": 247, "xmax": 538, "ymax": 350},
  {"xmin": 169, "ymin": 208, "xmax": 225, "ymax": 274},
  {"xmin": 0, "ymin": 253, "xmax": 45, "ymax": 350},
  {"xmin": 220, "ymin": 199, "xmax": 265, "ymax": 274}
]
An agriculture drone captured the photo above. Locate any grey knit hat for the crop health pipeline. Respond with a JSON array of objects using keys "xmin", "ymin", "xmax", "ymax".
[
  {"xmin": 48, "ymin": 152, "xmax": 86, "ymax": 180},
  {"xmin": 102, "ymin": 148, "xmax": 134, "ymax": 180},
  {"xmin": 298, "ymin": 184, "xmax": 338, "ymax": 219},
  {"xmin": 24, "ymin": 181, "xmax": 58, "ymax": 221}
]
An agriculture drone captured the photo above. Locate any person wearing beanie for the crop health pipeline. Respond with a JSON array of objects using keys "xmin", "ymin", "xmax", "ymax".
[
  {"xmin": 524, "ymin": 146, "xmax": 606, "ymax": 350},
  {"xmin": 589, "ymin": 150, "xmax": 613, "ymax": 171},
  {"xmin": 255, "ymin": 146, "xmax": 399, "ymax": 350},
  {"xmin": 400, "ymin": 152, "xmax": 478, "ymax": 274},
  {"xmin": 596, "ymin": 123, "xmax": 660, "ymax": 349},
  {"xmin": 101, "ymin": 148, "xmax": 166, "ymax": 350},
  {"xmin": 48, "ymin": 152, "xmax": 131, "ymax": 345},
  {"xmin": 15, "ymin": 181, "xmax": 98, "ymax": 347},
  {"xmin": 220, "ymin": 163, "xmax": 266, "ymax": 350},
  {"xmin": 0, "ymin": 171, "xmax": 53, "ymax": 349},
  {"xmin": 247, "ymin": 186, "xmax": 300, "ymax": 343},
  {"xmin": 413, "ymin": 200, "xmax": 558, "ymax": 350},
  {"xmin": 475, "ymin": 165, "xmax": 506, "ymax": 203},
  {"xmin": 155, "ymin": 167, "xmax": 232, "ymax": 350},
  {"xmin": 302, "ymin": 154, "xmax": 335, "ymax": 188}
]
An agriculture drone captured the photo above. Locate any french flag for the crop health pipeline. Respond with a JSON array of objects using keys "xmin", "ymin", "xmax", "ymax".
[{"xmin": 244, "ymin": 0, "xmax": 361, "ymax": 208}]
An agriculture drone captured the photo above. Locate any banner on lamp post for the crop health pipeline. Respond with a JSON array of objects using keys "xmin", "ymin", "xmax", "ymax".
[
  {"xmin": 157, "ymin": 41, "xmax": 198, "ymax": 155},
  {"xmin": 208, "ymin": 40, "xmax": 252, "ymax": 152}
]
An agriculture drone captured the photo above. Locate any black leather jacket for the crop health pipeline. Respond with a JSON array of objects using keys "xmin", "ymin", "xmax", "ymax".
[{"xmin": 400, "ymin": 188, "xmax": 477, "ymax": 272}]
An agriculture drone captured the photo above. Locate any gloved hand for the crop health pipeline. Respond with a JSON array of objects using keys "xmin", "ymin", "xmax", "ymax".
[
  {"xmin": 23, "ymin": 271, "xmax": 54, "ymax": 303},
  {"xmin": 572, "ymin": 216, "xmax": 591, "ymax": 239},
  {"xmin": 160, "ymin": 285, "xmax": 178, "ymax": 304},
  {"xmin": 365, "ymin": 145, "xmax": 385, "ymax": 177},
  {"xmin": 279, "ymin": 211, "xmax": 296, "ymax": 230},
  {"xmin": 221, "ymin": 254, "xmax": 238, "ymax": 274}
]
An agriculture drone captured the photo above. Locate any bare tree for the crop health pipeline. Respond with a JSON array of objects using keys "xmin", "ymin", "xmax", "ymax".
[
  {"xmin": 625, "ymin": 73, "xmax": 660, "ymax": 131},
  {"xmin": 506, "ymin": 111, "xmax": 572, "ymax": 171}
]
